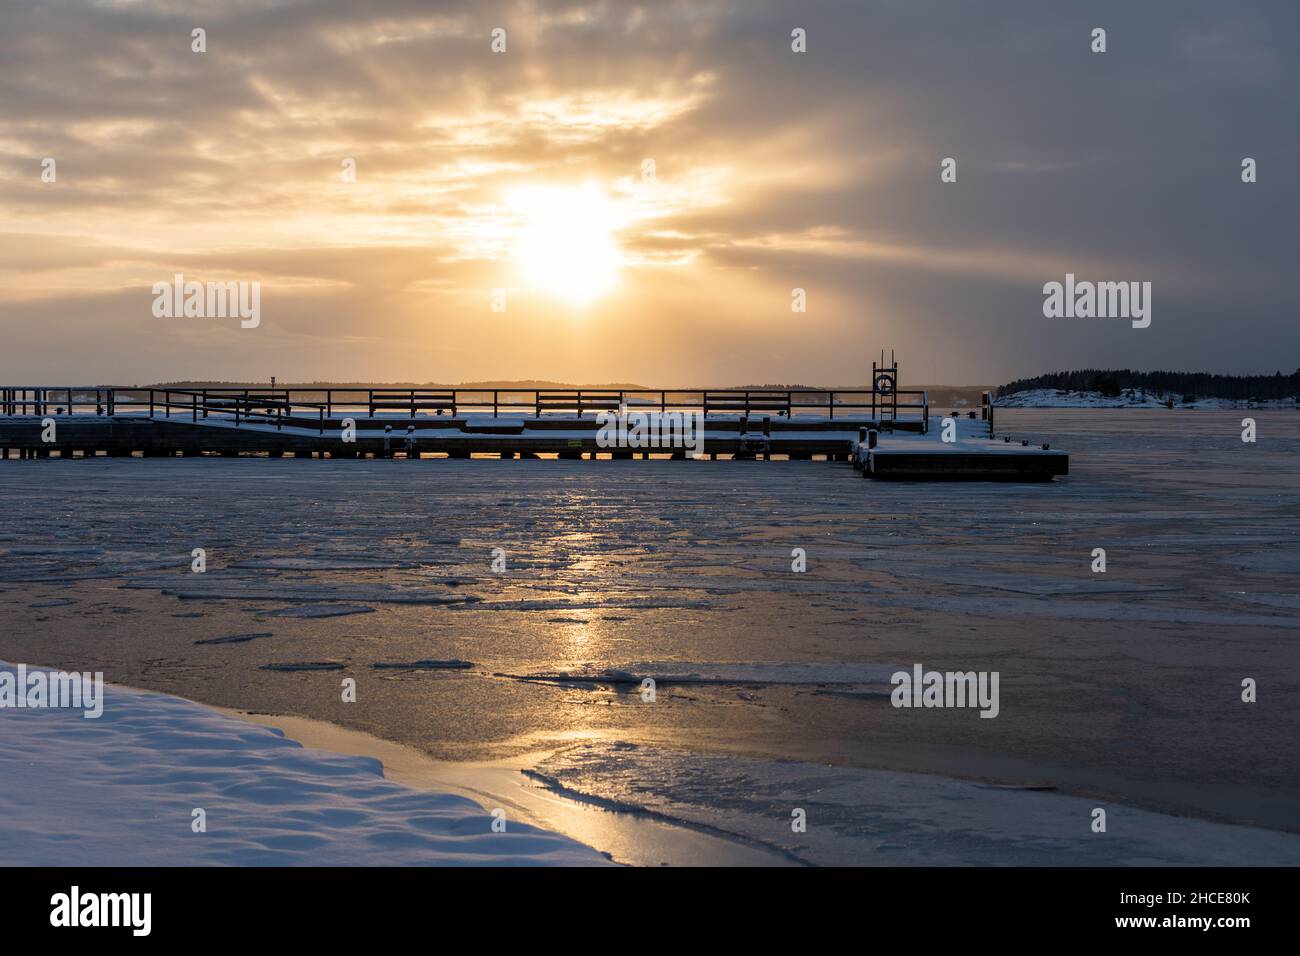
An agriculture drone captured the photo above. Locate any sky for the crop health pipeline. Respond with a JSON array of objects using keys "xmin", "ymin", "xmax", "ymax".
[{"xmin": 0, "ymin": 0, "xmax": 1296, "ymax": 387}]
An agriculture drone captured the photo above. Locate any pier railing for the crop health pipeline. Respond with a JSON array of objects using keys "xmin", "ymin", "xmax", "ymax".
[{"xmin": 1, "ymin": 385, "xmax": 928, "ymax": 431}]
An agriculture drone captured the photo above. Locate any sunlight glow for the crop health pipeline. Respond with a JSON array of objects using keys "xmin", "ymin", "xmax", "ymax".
[{"xmin": 509, "ymin": 183, "xmax": 623, "ymax": 306}]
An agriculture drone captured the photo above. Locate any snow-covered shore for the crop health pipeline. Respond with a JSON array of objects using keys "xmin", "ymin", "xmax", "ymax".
[
  {"xmin": 6, "ymin": 658, "xmax": 1300, "ymax": 867},
  {"xmin": 0, "ymin": 662, "xmax": 607, "ymax": 866},
  {"xmin": 995, "ymin": 389, "xmax": 1298, "ymax": 409}
]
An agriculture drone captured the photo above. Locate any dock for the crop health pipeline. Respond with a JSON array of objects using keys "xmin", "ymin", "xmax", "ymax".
[{"xmin": 0, "ymin": 378, "xmax": 1067, "ymax": 480}]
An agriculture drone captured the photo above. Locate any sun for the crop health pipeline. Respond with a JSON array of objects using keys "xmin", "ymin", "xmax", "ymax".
[{"xmin": 509, "ymin": 183, "xmax": 623, "ymax": 305}]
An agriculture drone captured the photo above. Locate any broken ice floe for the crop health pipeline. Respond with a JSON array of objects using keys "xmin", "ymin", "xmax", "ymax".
[
  {"xmin": 496, "ymin": 661, "xmax": 901, "ymax": 689},
  {"xmin": 122, "ymin": 578, "xmax": 478, "ymax": 607},
  {"xmin": 468, "ymin": 597, "xmax": 718, "ymax": 612},
  {"xmin": 529, "ymin": 742, "xmax": 1300, "ymax": 866},
  {"xmin": 1219, "ymin": 550, "xmax": 1300, "ymax": 573},
  {"xmin": 1227, "ymin": 591, "xmax": 1300, "ymax": 611},
  {"xmin": 194, "ymin": 632, "xmax": 273, "ymax": 645},
  {"xmin": 262, "ymin": 604, "xmax": 375, "ymax": 619},
  {"xmin": 371, "ymin": 659, "xmax": 473, "ymax": 670}
]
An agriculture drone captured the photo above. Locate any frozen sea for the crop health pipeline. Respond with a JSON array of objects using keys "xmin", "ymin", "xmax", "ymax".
[{"xmin": 2, "ymin": 409, "xmax": 1298, "ymax": 865}]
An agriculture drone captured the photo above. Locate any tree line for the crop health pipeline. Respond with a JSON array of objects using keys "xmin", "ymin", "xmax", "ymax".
[{"xmin": 998, "ymin": 369, "xmax": 1300, "ymax": 401}]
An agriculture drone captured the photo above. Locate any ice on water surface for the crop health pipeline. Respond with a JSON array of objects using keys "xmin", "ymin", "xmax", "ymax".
[{"xmin": 2, "ymin": 410, "xmax": 1299, "ymax": 862}]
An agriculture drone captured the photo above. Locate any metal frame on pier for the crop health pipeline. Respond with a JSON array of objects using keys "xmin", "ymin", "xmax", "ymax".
[{"xmin": 1, "ymin": 385, "xmax": 929, "ymax": 433}]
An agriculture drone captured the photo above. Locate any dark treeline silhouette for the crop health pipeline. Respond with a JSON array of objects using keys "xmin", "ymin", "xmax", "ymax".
[{"xmin": 999, "ymin": 369, "xmax": 1300, "ymax": 401}]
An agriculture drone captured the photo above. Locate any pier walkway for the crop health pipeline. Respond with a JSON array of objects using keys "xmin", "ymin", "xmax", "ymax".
[{"xmin": 0, "ymin": 384, "xmax": 1067, "ymax": 479}]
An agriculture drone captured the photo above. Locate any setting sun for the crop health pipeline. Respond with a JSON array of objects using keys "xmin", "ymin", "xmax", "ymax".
[{"xmin": 510, "ymin": 183, "xmax": 623, "ymax": 306}]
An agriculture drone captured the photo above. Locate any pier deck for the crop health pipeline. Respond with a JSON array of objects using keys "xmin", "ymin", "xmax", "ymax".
[{"xmin": 0, "ymin": 385, "xmax": 1067, "ymax": 479}]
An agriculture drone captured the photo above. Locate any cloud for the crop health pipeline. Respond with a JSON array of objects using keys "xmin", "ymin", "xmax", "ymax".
[{"xmin": 1, "ymin": 0, "xmax": 1296, "ymax": 384}]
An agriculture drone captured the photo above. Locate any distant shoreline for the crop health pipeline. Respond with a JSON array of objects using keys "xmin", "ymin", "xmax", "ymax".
[{"xmin": 996, "ymin": 389, "xmax": 1299, "ymax": 410}]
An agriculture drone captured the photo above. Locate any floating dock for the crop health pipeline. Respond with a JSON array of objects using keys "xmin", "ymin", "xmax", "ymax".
[
  {"xmin": 860, "ymin": 435, "xmax": 1068, "ymax": 480},
  {"xmin": 0, "ymin": 382, "xmax": 1067, "ymax": 480}
]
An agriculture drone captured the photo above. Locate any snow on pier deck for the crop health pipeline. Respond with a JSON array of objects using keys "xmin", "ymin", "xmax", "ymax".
[
  {"xmin": 859, "ymin": 418, "xmax": 1068, "ymax": 481},
  {"xmin": 0, "ymin": 385, "xmax": 1067, "ymax": 479}
]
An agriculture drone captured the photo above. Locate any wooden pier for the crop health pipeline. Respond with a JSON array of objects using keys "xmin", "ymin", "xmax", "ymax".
[{"xmin": 0, "ymin": 382, "xmax": 1067, "ymax": 479}]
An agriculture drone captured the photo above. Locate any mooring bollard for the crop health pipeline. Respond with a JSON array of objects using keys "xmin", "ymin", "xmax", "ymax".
[
  {"xmin": 868, "ymin": 428, "xmax": 878, "ymax": 449},
  {"xmin": 383, "ymin": 424, "xmax": 392, "ymax": 456},
  {"xmin": 405, "ymin": 425, "xmax": 415, "ymax": 457}
]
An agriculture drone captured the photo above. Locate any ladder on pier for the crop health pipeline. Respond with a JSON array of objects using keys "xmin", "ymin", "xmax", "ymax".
[{"xmin": 871, "ymin": 355, "xmax": 899, "ymax": 432}]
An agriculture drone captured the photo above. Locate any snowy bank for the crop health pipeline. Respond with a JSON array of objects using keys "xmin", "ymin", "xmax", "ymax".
[
  {"xmin": 0, "ymin": 662, "xmax": 606, "ymax": 866},
  {"xmin": 995, "ymin": 389, "xmax": 1298, "ymax": 409}
]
